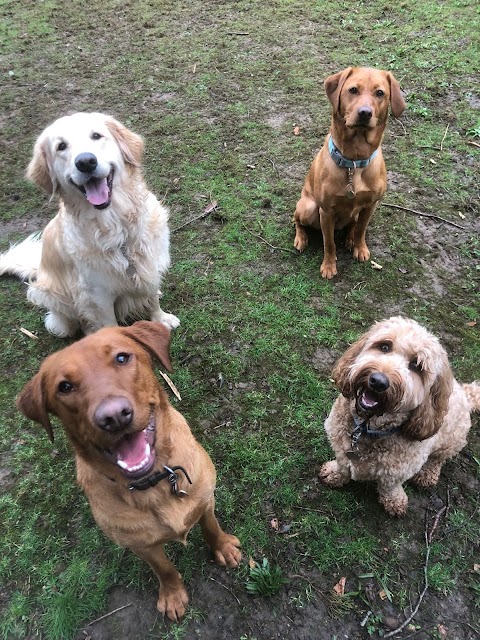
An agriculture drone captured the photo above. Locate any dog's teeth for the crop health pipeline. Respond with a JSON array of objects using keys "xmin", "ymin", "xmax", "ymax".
[{"xmin": 117, "ymin": 459, "xmax": 129, "ymax": 470}]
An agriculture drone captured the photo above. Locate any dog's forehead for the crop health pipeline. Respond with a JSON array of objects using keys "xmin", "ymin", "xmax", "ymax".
[
  {"xmin": 43, "ymin": 113, "xmax": 111, "ymax": 144},
  {"xmin": 41, "ymin": 331, "xmax": 141, "ymax": 378},
  {"xmin": 347, "ymin": 68, "xmax": 389, "ymax": 91}
]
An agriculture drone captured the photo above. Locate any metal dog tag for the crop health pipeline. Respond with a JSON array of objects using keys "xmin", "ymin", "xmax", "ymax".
[{"xmin": 345, "ymin": 185, "xmax": 356, "ymax": 199}]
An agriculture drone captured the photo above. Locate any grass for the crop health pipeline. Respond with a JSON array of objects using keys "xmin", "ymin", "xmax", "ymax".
[{"xmin": 0, "ymin": 0, "xmax": 479, "ymax": 638}]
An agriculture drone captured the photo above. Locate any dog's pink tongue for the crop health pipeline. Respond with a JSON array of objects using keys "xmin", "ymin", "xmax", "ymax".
[
  {"xmin": 116, "ymin": 431, "xmax": 147, "ymax": 467},
  {"xmin": 85, "ymin": 178, "xmax": 109, "ymax": 205}
]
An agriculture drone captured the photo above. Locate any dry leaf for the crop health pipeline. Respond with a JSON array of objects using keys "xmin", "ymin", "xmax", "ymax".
[
  {"xmin": 371, "ymin": 260, "xmax": 383, "ymax": 270},
  {"xmin": 248, "ymin": 557, "xmax": 256, "ymax": 569},
  {"xmin": 270, "ymin": 518, "xmax": 279, "ymax": 531},
  {"xmin": 378, "ymin": 589, "xmax": 388, "ymax": 601},
  {"xmin": 437, "ymin": 624, "xmax": 448, "ymax": 639},
  {"xmin": 333, "ymin": 576, "xmax": 346, "ymax": 596},
  {"xmin": 466, "ymin": 320, "xmax": 477, "ymax": 327},
  {"xmin": 429, "ymin": 158, "xmax": 437, "ymax": 164},
  {"xmin": 246, "ymin": 164, "xmax": 256, "ymax": 169},
  {"xmin": 293, "ymin": 125, "xmax": 301, "ymax": 136},
  {"xmin": 158, "ymin": 371, "xmax": 181, "ymax": 401},
  {"xmin": 473, "ymin": 563, "xmax": 480, "ymax": 573},
  {"xmin": 203, "ymin": 200, "xmax": 218, "ymax": 214},
  {"xmin": 458, "ymin": 211, "xmax": 466, "ymax": 219}
]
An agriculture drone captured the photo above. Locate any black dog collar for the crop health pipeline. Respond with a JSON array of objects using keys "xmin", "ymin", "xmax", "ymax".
[{"xmin": 129, "ymin": 465, "xmax": 192, "ymax": 495}]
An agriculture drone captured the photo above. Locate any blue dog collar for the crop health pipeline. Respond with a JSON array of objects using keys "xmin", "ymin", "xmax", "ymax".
[{"xmin": 328, "ymin": 136, "xmax": 378, "ymax": 169}]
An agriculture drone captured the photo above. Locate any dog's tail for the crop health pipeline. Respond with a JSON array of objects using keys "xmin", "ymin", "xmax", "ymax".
[
  {"xmin": 0, "ymin": 233, "xmax": 42, "ymax": 281},
  {"xmin": 463, "ymin": 382, "xmax": 480, "ymax": 413}
]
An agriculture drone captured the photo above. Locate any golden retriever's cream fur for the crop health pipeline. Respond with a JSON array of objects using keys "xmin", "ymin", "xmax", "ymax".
[
  {"xmin": 319, "ymin": 317, "xmax": 480, "ymax": 516},
  {"xmin": 0, "ymin": 112, "xmax": 179, "ymax": 337}
]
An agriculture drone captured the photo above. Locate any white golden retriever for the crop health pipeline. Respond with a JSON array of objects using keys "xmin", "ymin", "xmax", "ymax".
[{"xmin": 0, "ymin": 112, "xmax": 179, "ymax": 337}]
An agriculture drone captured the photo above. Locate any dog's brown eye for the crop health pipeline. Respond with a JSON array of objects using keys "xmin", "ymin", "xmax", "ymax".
[
  {"xmin": 349, "ymin": 86, "xmax": 358, "ymax": 94},
  {"xmin": 57, "ymin": 141, "xmax": 67, "ymax": 151},
  {"xmin": 58, "ymin": 380, "xmax": 73, "ymax": 393},
  {"xmin": 376, "ymin": 89, "xmax": 385, "ymax": 97},
  {"xmin": 116, "ymin": 353, "xmax": 131, "ymax": 365},
  {"xmin": 92, "ymin": 132, "xmax": 102, "ymax": 140},
  {"xmin": 379, "ymin": 342, "xmax": 391, "ymax": 353},
  {"xmin": 409, "ymin": 359, "xmax": 422, "ymax": 372}
]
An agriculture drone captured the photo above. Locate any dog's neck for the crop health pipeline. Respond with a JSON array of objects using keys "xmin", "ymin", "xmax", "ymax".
[{"xmin": 330, "ymin": 118, "xmax": 385, "ymax": 161}]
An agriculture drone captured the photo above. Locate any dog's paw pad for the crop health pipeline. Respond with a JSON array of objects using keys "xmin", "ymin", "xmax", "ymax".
[{"xmin": 157, "ymin": 587, "xmax": 189, "ymax": 621}]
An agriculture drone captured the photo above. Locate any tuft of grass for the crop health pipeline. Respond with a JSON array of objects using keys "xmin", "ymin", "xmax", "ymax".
[{"xmin": 246, "ymin": 558, "xmax": 287, "ymax": 597}]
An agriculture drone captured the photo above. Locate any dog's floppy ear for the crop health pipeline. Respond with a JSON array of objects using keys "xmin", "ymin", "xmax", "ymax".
[
  {"xmin": 402, "ymin": 357, "xmax": 453, "ymax": 441},
  {"xmin": 386, "ymin": 72, "xmax": 406, "ymax": 118},
  {"xmin": 324, "ymin": 67, "xmax": 353, "ymax": 113},
  {"xmin": 105, "ymin": 116, "xmax": 144, "ymax": 167},
  {"xmin": 332, "ymin": 331, "xmax": 370, "ymax": 398},
  {"xmin": 17, "ymin": 372, "xmax": 54, "ymax": 442},
  {"xmin": 26, "ymin": 137, "xmax": 55, "ymax": 194},
  {"xmin": 122, "ymin": 321, "xmax": 173, "ymax": 373}
]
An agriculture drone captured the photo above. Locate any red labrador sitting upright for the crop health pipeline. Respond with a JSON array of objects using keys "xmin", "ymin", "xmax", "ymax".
[
  {"xmin": 293, "ymin": 67, "xmax": 405, "ymax": 278},
  {"xmin": 17, "ymin": 321, "xmax": 241, "ymax": 621}
]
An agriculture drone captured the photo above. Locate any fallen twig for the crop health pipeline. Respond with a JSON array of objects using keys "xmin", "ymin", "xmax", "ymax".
[
  {"xmin": 158, "ymin": 371, "xmax": 182, "ymax": 401},
  {"xmin": 209, "ymin": 577, "xmax": 241, "ymax": 605},
  {"xmin": 242, "ymin": 223, "xmax": 298, "ymax": 254},
  {"xmin": 19, "ymin": 327, "xmax": 38, "ymax": 340},
  {"xmin": 381, "ymin": 202, "xmax": 466, "ymax": 230},
  {"xmin": 383, "ymin": 513, "xmax": 431, "ymax": 638},
  {"xmin": 440, "ymin": 123, "xmax": 450, "ymax": 151},
  {"xmin": 226, "ymin": 31, "xmax": 249, "ymax": 36},
  {"xmin": 87, "ymin": 603, "xmax": 132, "ymax": 626},
  {"xmin": 171, "ymin": 204, "xmax": 217, "ymax": 232},
  {"xmin": 383, "ymin": 502, "xmax": 450, "ymax": 638},
  {"xmin": 467, "ymin": 141, "xmax": 480, "ymax": 149}
]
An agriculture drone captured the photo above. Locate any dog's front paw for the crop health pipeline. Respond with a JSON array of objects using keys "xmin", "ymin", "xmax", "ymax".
[
  {"xmin": 319, "ymin": 460, "xmax": 348, "ymax": 487},
  {"xmin": 378, "ymin": 491, "xmax": 408, "ymax": 517},
  {"xmin": 353, "ymin": 244, "xmax": 370, "ymax": 262},
  {"xmin": 159, "ymin": 312, "xmax": 180, "ymax": 330},
  {"xmin": 320, "ymin": 260, "xmax": 337, "ymax": 279},
  {"xmin": 213, "ymin": 534, "xmax": 242, "ymax": 568},
  {"xmin": 157, "ymin": 585, "xmax": 189, "ymax": 621}
]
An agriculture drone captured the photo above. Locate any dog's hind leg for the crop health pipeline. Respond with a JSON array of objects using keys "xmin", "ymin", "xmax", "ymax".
[
  {"xmin": 411, "ymin": 457, "xmax": 444, "ymax": 487},
  {"xmin": 198, "ymin": 499, "xmax": 242, "ymax": 568},
  {"xmin": 131, "ymin": 543, "xmax": 189, "ymax": 621},
  {"xmin": 293, "ymin": 191, "xmax": 319, "ymax": 253}
]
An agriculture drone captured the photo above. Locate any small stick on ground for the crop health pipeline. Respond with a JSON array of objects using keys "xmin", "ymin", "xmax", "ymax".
[
  {"xmin": 242, "ymin": 223, "xmax": 298, "ymax": 255},
  {"xmin": 440, "ymin": 123, "xmax": 450, "ymax": 151},
  {"xmin": 467, "ymin": 141, "xmax": 480, "ymax": 149},
  {"xmin": 381, "ymin": 202, "xmax": 466, "ymax": 230},
  {"xmin": 171, "ymin": 209, "xmax": 214, "ymax": 233},
  {"xmin": 383, "ymin": 525, "xmax": 430, "ymax": 638},
  {"xmin": 87, "ymin": 603, "xmax": 132, "ymax": 626},
  {"xmin": 209, "ymin": 576, "xmax": 241, "ymax": 605},
  {"xmin": 384, "ymin": 502, "xmax": 449, "ymax": 639}
]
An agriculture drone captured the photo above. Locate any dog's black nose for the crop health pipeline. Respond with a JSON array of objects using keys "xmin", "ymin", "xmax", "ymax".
[
  {"xmin": 94, "ymin": 396, "xmax": 133, "ymax": 431},
  {"xmin": 368, "ymin": 372, "xmax": 390, "ymax": 392},
  {"xmin": 357, "ymin": 106, "xmax": 373, "ymax": 120},
  {"xmin": 75, "ymin": 152, "xmax": 98, "ymax": 174}
]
